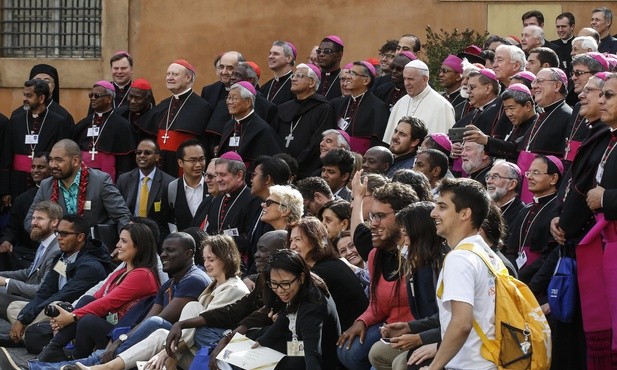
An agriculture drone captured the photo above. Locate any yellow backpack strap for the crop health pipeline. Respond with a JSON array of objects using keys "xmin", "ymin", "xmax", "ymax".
[{"xmin": 452, "ymin": 244, "xmax": 501, "ymax": 354}]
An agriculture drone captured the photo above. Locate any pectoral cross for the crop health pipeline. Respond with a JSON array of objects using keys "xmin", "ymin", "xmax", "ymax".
[
  {"xmin": 89, "ymin": 147, "xmax": 98, "ymax": 161},
  {"xmin": 29, "ymin": 149, "xmax": 35, "ymax": 159},
  {"xmin": 161, "ymin": 131, "xmax": 170, "ymax": 144},
  {"xmin": 284, "ymin": 133, "xmax": 294, "ymax": 148},
  {"xmin": 564, "ymin": 141, "xmax": 571, "ymax": 158}
]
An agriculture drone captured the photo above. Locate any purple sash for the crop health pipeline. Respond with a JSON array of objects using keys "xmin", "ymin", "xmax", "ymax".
[
  {"xmin": 81, "ymin": 151, "xmax": 116, "ymax": 182},
  {"xmin": 577, "ymin": 213, "xmax": 617, "ymax": 369},
  {"xmin": 565, "ymin": 140, "xmax": 582, "ymax": 162},
  {"xmin": 517, "ymin": 150, "xmax": 535, "ymax": 204}
]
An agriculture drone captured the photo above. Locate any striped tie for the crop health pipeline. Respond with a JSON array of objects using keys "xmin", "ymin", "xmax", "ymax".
[{"xmin": 138, "ymin": 176, "xmax": 149, "ymax": 217}]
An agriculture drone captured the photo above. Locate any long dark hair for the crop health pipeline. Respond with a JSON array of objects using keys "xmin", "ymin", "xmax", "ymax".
[
  {"xmin": 264, "ymin": 249, "xmax": 329, "ymax": 313},
  {"xmin": 396, "ymin": 202, "xmax": 445, "ymax": 274},
  {"xmin": 120, "ymin": 223, "xmax": 159, "ymax": 279}
]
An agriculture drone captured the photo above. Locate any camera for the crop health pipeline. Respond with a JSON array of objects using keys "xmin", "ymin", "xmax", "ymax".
[{"xmin": 44, "ymin": 302, "xmax": 74, "ymax": 317}]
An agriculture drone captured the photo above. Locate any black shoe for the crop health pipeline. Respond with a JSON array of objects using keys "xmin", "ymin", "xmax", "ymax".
[
  {"xmin": 0, "ymin": 334, "xmax": 22, "ymax": 348},
  {"xmin": 0, "ymin": 347, "xmax": 25, "ymax": 369},
  {"xmin": 37, "ymin": 342, "xmax": 67, "ymax": 362}
]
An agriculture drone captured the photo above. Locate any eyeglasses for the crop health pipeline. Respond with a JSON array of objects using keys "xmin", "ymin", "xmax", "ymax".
[
  {"xmin": 181, "ymin": 157, "xmax": 206, "ymax": 164},
  {"xmin": 267, "ymin": 277, "xmax": 298, "ymax": 291},
  {"xmin": 135, "ymin": 150, "xmax": 156, "ymax": 156},
  {"xmin": 205, "ymin": 172, "xmax": 216, "ymax": 180},
  {"xmin": 225, "ymin": 96, "xmax": 242, "ymax": 103},
  {"xmin": 571, "ymin": 70, "xmax": 592, "ymax": 77},
  {"xmin": 349, "ymin": 70, "xmax": 369, "ymax": 78},
  {"xmin": 581, "ymin": 86, "xmax": 602, "ymax": 96},
  {"xmin": 439, "ymin": 68, "xmax": 456, "ymax": 74},
  {"xmin": 368, "ymin": 211, "xmax": 395, "ymax": 222},
  {"xmin": 88, "ymin": 93, "xmax": 110, "ymax": 99},
  {"xmin": 56, "ymin": 230, "xmax": 82, "ymax": 238},
  {"xmin": 485, "ymin": 173, "xmax": 517, "ymax": 181},
  {"xmin": 316, "ymin": 48, "xmax": 336, "ymax": 55},
  {"xmin": 532, "ymin": 78, "xmax": 559, "ymax": 85},
  {"xmin": 263, "ymin": 199, "xmax": 285, "ymax": 208},
  {"xmin": 525, "ymin": 170, "xmax": 549, "ymax": 177},
  {"xmin": 291, "ymin": 72, "xmax": 312, "ymax": 80},
  {"xmin": 379, "ymin": 52, "xmax": 396, "ymax": 60},
  {"xmin": 600, "ymin": 91, "xmax": 617, "ymax": 100}
]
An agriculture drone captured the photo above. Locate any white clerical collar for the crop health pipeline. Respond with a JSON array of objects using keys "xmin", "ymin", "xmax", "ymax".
[
  {"xmin": 172, "ymin": 88, "xmax": 192, "ymax": 99},
  {"xmin": 351, "ymin": 91, "xmax": 367, "ymax": 101},
  {"xmin": 235, "ymin": 110, "xmax": 255, "ymax": 122},
  {"xmin": 275, "ymin": 69, "xmax": 293, "ymax": 81},
  {"xmin": 95, "ymin": 109, "xmax": 112, "ymax": 117},
  {"xmin": 114, "ymin": 81, "xmax": 131, "ymax": 89},
  {"xmin": 479, "ymin": 98, "xmax": 497, "ymax": 111}
]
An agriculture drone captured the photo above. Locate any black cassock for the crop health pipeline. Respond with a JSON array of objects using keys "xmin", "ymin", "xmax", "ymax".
[
  {"xmin": 597, "ymin": 128, "xmax": 617, "ymax": 220},
  {"xmin": 217, "ymin": 112, "xmax": 282, "ymax": 165},
  {"xmin": 558, "ymin": 121, "xmax": 611, "ymax": 243},
  {"xmin": 330, "ymin": 91, "xmax": 390, "ymax": 154},
  {"xmin": 1, "ymin": 109, "xmax": 71, "ymax": 198},
  {"xmin": 454, "ymin": 97, "xmax": 511, "ymax": 139},
  {"xmin": 205, "ymin": 93, "xmax": 277, "ymax": 157},
  {"xmin": 138, "ymin": 90, "xmax": 212, "ymax": 177},
  {"xmin": 273, "ymin": 94, "xmax": 336, "ymax": 178},
  {"xmin": 205, "ymin": 185, "xmax": 262, "ymax": 258},
  {"xmin": 73, "ymin": 110, "xmax": 136, "ymax": 181},
  {"xmin": 260, "ymin": 72, "xmax": 295, "ymax": 106},
  {"xmin": 319, "ymin": 69, "xmax": 342, "ymax": 101},
  {"xmin": 520, "ymin": 100, "xmax": 572, "ymax": 157},
  {"xmin": 485, "ymin": 114, "xmax": 537, "ymax": 162},
  {"xmin": 114, "ymin": 105, "xmax": 156, "ymax": 144},
  {"xmin": 443, "ymin": 89, "xmax": 467, "ymax": 122},
  {"xmin": 505, "ymin": 193, "xmax": 559, "ymax": 285}
]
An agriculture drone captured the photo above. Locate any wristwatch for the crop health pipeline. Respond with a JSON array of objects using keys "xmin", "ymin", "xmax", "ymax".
[
  {"xmin": 119, "ymin": 334, "xmax": 128, "ymax": 342},
  {"xmin": 223, "ymin": 329, "xmax": 233, "ymax": 339}
]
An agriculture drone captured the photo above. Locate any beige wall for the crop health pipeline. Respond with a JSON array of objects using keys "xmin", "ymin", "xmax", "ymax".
[{"xmin": 0, "ymin": 0, "xmax": 609, "ymax": 120}]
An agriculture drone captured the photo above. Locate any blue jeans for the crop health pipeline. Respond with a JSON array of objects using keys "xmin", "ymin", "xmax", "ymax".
[
  {"xmin": 28, "ymin": 349, "xmax": 105, "ymax": 370},
  {"xmin": 337, "ymin": 323, "xmax": 383, "ymax": 370},
  {"xmin": 27, "ymin": 317, "xmax": 174, "ymax": 370},
  {"xmin": 194, "ymin": 326, "xmax": 227, "ymax": 348}
]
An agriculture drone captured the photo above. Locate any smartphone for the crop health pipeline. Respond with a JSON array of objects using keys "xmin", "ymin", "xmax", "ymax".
[
  {"xmin": 448, "ymin": 127, "xmax": 467, "ymax": 143},
  {"xmin": 380, "ymin": 338, "xmax": 392, "ymax": 344}
]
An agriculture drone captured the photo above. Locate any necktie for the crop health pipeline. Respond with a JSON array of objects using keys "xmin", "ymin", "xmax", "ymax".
[
  {"xmin": 138, "ymin": 176, "xmax": 150, "ymax": 217},
  {"xmin": 29, "ymin": 243, "xmax": 46, "ymax": 277}
]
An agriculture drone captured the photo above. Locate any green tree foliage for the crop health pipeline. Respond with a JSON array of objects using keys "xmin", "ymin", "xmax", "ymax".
[{"xmin": 424, "ymin": 26, "xmax": 489, "ymax": 89}]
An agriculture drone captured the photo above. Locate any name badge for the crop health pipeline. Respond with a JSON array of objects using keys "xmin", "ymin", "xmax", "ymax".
[
  {"xmin": 223, "ymin": 228, "xmax": 239, "ymax": 237},
  {"xmin": 25, "ymin": 134, "xmax": 39, "ymax": 144},
  {"xmin": 106, "ymin": 312, "xmax": 118, "ymax": 325},
  {"xmin": 337, "ymin": 118, "xmax": 350, "ymax": 131},
  {"xmin": 287, "ymin": 340, "xmax": 305, "ymax": 357},
  {"xmin": 596, "ymin": 163, "xmax": 604, "ymax": 184},
  {"xmin": 87, "ymin": 127, "xmax": 100, "ymax": 137},
  {"xmin": 516, "ymin": 251, "xmax": 528, "ymax": 270},
  {"xmin": 154, "ymin": 201, "xmax": 161, "ymax": 212},
  {"xmin": 229, "ymin": 136, "xmax": 240, "ymax": 147},
  {"xmin": 84, "ymin": 201, "xmax": 92, "ymax": 210},
  {"xmin": 53, "ymin": 260, "xmax": 67, "ymax": 277}
]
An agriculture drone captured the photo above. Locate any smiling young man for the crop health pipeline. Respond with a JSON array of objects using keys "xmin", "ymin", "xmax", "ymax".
[
  {"xmin": 116, "ymin": 139, "xmax": 175, "ymax": 242},
  {"xmin": 337, "ymin": 182, "xmax": 418, "ymax": 370},
  {"xmin": 426, "ymin": 177, "xmax": 502, "ymax": 370},
  {"xmin": 387, "ymin": 116, "xmax": 427, "ymax": 177}
]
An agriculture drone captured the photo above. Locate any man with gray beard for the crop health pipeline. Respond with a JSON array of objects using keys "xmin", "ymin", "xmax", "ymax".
[
  {"xmin": 461, "ymin": 141, "xmax": 494, "ymax": 187},
  {"xmin": 485, "ymin": 161, "xmax": 524, "ymax": 233}
]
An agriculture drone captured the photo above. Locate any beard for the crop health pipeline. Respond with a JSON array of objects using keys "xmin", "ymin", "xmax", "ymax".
[
  {"xmin": 488, "ymin": 186, "xmax": 508, "ymax": 202},
  {"xmin": 30, "ymin": 226, "xmax": 50, "ymax": 242},
  {"xmin": 460, "ymin": 87, "xmax": 469, "ymax": 99}
]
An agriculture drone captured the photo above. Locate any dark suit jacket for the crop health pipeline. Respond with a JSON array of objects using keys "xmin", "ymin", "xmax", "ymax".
[
  {"xmin": 201, "ymin": 81, "xmax": 227, "ymax": 109},
  {"xmin": 167, "ymin": 178, "xmax": 209, "ymax": 232},
  {"xmin": 116, "ymin": 168, "xmax": 175, "ymax": 241}
]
